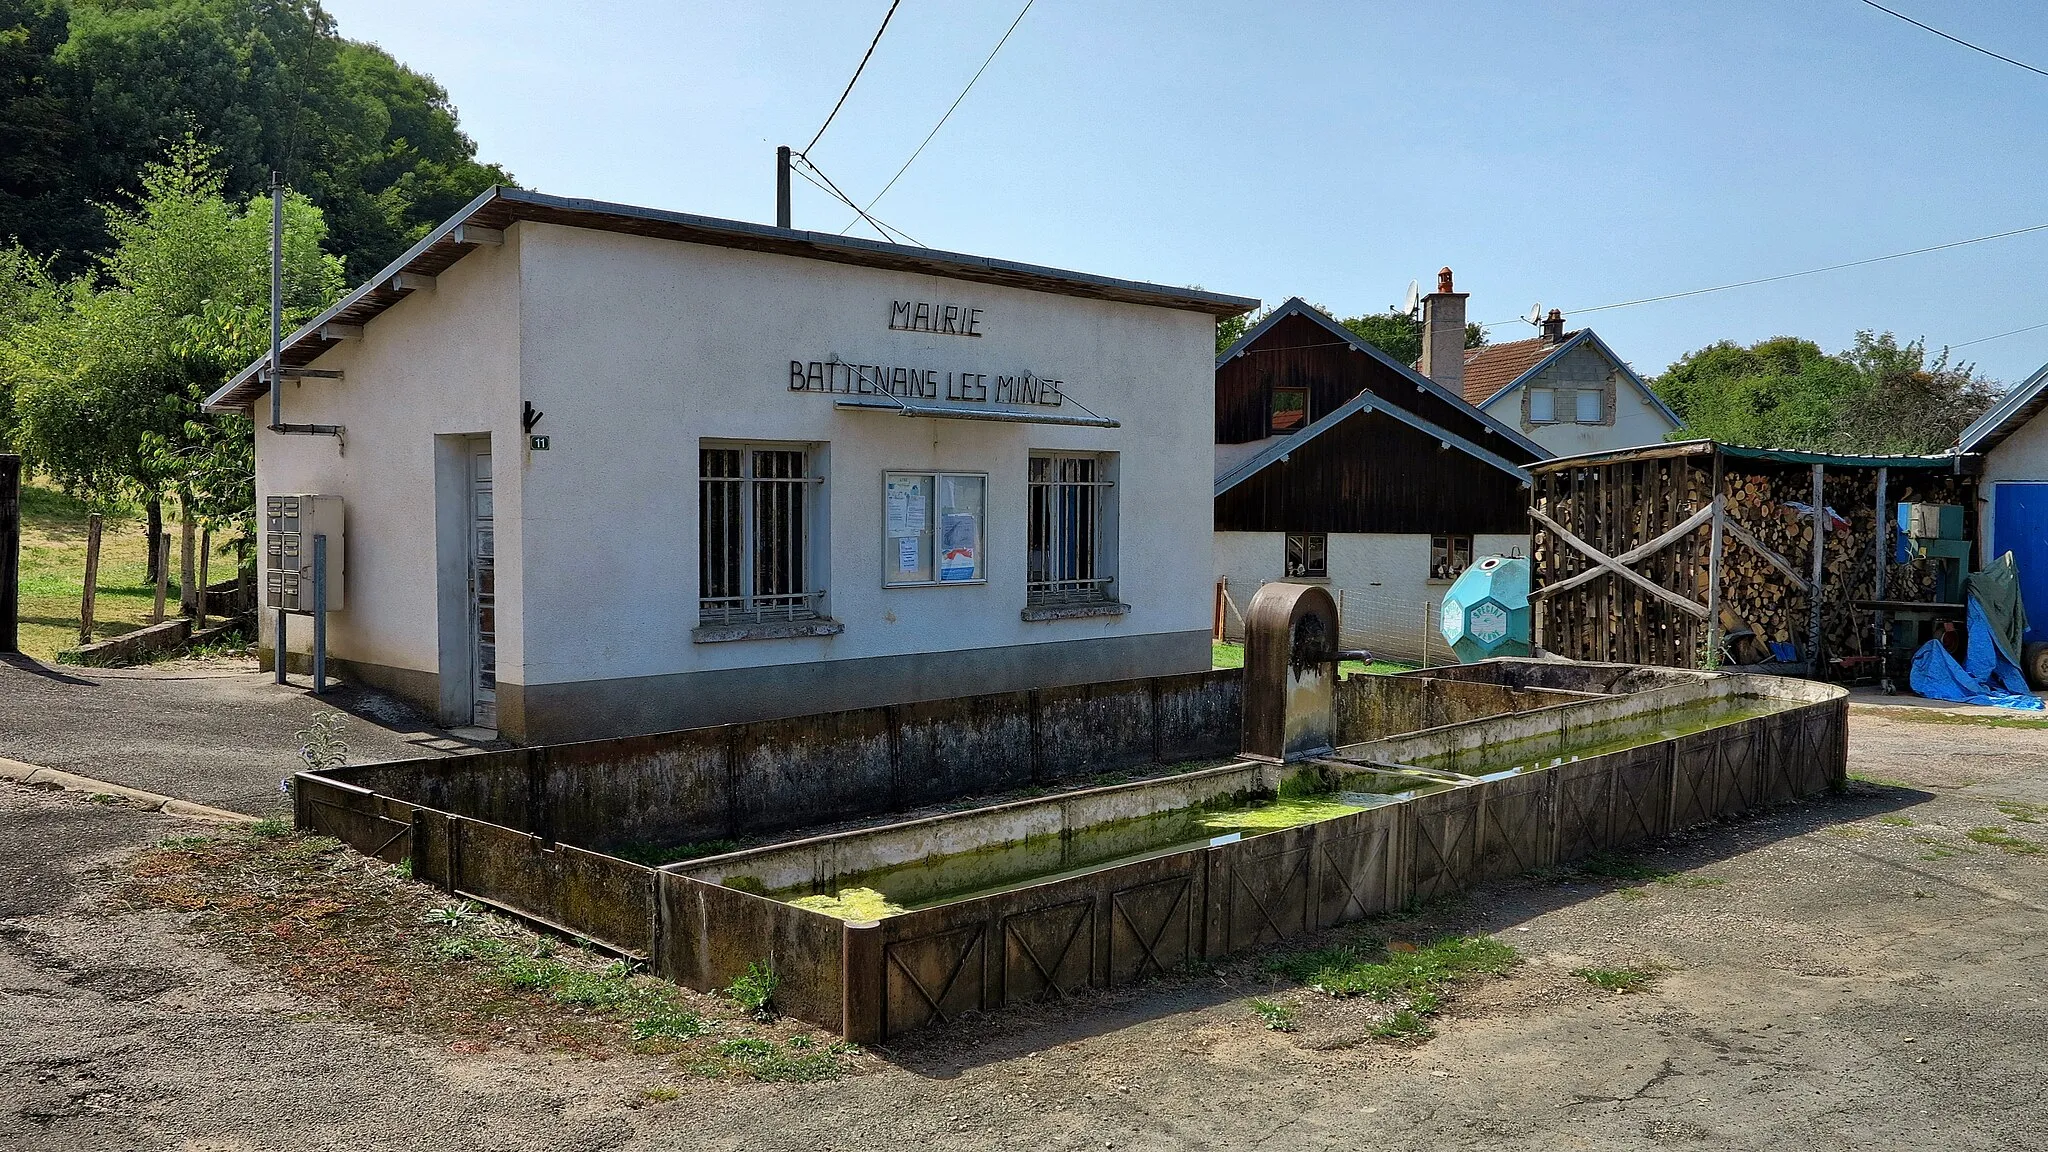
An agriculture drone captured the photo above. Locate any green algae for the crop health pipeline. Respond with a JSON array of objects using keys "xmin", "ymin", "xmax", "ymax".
[
  {"xmin": 787, "ymin": 887, "xmax": 907, "ymax": 920},
  {"xmin": 1196, "ymin": 795, "xmax": 1365, "ymax": 831}
]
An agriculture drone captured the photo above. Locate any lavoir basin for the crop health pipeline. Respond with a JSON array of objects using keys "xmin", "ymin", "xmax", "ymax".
[{"xmin": 297, "ymin": 661, "xmax": 1846, "ymax": 1043}]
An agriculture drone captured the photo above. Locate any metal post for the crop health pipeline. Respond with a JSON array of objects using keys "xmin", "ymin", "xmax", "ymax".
[
  {"xmin": 0, "ymin": 454, "xmax": 18, "ymax": 654},
  {"xmin": 1875, "ymin": 467, "xmax": 1891, "ymax": 692},
  {"xmin": 269, "ymin": 171, "xmax": 283, "ymax": 431},
  {"xmin": 1807, "ymin": 464, "xmax": 1826, "ymax": 674},
  {"xmin": 312, "ymin": 533, "xmax": 327, "ymax": 694},
  {"xmin": 776, "ymin": 146, "xmax": 792, "ymax": 229},
  {"xmin": 275, "ymin": 609, "xmax": 288, "ymax": 685}
]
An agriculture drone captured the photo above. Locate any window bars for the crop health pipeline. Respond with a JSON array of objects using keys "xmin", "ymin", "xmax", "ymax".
[
  {"xmin": 700, "ymin": 446, "xmax": 820, "ymax": 624},
  {"xmin": 1027, "ymin": 454, "xmax": 1114, "ymax": 604}
]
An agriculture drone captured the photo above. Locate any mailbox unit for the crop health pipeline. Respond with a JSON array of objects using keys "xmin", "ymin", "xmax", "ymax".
[{"xmin": 264, "ymin": 494, "xmax": 345, "ymax": 612}]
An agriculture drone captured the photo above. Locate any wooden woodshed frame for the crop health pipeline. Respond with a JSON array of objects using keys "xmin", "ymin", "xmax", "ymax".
[{"xmin": 1528, "ymin": 441, "xmax": 1975, "ymax": 673}]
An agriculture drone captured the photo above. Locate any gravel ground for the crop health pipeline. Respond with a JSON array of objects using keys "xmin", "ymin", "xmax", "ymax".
[
  {"xmin": 3, "ymin": 707, "xmax": 2047, "ymax": 1149},
  {"xmin": 0, "ymin": 655, "xmax": 473, "ymax": 815}
]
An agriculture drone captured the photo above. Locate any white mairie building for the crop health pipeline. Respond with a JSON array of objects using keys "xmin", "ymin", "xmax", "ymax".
[{"xmin": 206, "ymin": 188, "xmax": 1255, "ymax": 743}]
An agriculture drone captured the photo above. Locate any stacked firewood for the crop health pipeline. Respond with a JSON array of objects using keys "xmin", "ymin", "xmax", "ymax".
[{"xmin": 1716, "ymin": 465, "xmax": 1972, "ymax": 663}]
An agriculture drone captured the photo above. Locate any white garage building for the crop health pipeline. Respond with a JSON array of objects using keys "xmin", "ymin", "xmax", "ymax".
[{"xmin": 206, "ymin": 188, "xmax": 1254, "ymax": 743}]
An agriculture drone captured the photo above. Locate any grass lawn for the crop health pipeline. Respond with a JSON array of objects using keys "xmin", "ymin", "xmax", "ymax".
[
  {"xmin": 1211, "ymin": 640, "xmax": 1418, "ymax": 677},
  {"xmin": 14, "ymin": 479, "xmax": 235, "ymax": 663}
]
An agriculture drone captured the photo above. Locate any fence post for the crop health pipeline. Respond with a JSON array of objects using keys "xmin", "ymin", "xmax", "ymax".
[
  {"xmin": 152, "ymin": 532, "xmax": 169, "ymax": 623},
  {"xmin": 80, "ymin": 513, "xmax": 102, "ymax": 645},
  {"xmin": 0, "ymin": 455, "xmax": 17, "ymax": 654},
  {"xmin": 179, "ymin": 497, "xmax": 197, "ymax": 618},
  {"xmin": 197, "ymin": 528, "xmax": 210, "ymax": 630}
]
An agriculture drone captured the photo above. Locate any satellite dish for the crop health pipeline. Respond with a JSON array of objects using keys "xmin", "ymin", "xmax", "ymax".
[
  {"xmin": 1525, "ymin": 303, "xmax": 1543, "ymax": 326},
  {"xmin": 1402, "ymin": 280, "xmax": 1421, "ymax": 317}
]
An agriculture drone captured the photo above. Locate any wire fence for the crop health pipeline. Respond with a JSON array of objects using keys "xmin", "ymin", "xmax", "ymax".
[{"xmin": 1215, "ymin": 578, "xmax": 1453, "ymax": 668}]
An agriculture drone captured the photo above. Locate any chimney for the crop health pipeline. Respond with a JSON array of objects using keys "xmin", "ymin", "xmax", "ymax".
[
  {"xmin": 1541, "ymin": 308, "xmax": 1566, "ymax": 343},
  {"xmin": 1418, "ymin": 267, "xmax": 1468, "ymax": 395}
]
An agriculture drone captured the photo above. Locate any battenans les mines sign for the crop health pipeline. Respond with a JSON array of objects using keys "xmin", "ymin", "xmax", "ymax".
[{"xmin": 787, "ymin": 299, "xmax": 1067, "ymax": 409}]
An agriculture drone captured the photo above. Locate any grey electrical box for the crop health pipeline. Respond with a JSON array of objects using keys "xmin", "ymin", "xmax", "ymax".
[{"xmin": 264, "ymin": 494, "xmax": 345, "ymax": 612}]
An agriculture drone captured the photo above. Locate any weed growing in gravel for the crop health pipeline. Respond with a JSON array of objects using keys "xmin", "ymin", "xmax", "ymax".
[
  {"xmin": 1248, "ymin": 998, "xmax": 1298, "ymax": 1032},
  {"xmin": 1994, "ymin": 802, "xmax": 2045, "ymax": 825},
  {"xmin": 295, "ymin": 714, "xmax": 350, "ymax": 772},
  {"xmin": 635, "ymin": 1086, "xmax": 680, "ymax": 1106},
  {"xmin": 248, "ymin": 817, "xmax": 290, "ymax": 838},
  {"xmin": 1268, "ymin": 934, "xmax": 1516, "ymax": 1042},
  {"xmin": 1877, "ymin": 814, "xmax": 1916, "ymax": 827},
  {"xmin": 1966, "ymin": 827, "xmax": 2043, "ymax": 855},
  {"xmin": 697, "ymin": 1035, "xmax": 860, "ymax": 1082},
  {"xmin": 1575, "ymin": 966, "xmax": 1658, "ymax": 993},
  {"xmin": 1576, "ymin": 854, "xmax": 1722, "ymax": 892},
  {"xmin": 726, "ymin": 961, "xmax": 779, "ymax": 1020},
  {"xmin": 122, "ymin": 831, "xmax": 861, "ymax": 1081}
]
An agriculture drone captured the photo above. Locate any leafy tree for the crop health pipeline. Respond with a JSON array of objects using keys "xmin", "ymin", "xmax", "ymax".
[
  {"xmin": 1836, "ymin": 331, "xmax": 1999, "ymax": 454},
  {"xmin": 0, "ymin": 0, "xmax": 509, "ymax": 277},
  {"xmin": 1651, "ymin": 333, "xmax": 1999, "ymax": 454},
  {"xmin": 0, "ymin": 136, "xmax": 341, "ymax": 559},
  {"xmin": 1338, "ymin": 312, "xmax": 1488, "ymax": 366}
]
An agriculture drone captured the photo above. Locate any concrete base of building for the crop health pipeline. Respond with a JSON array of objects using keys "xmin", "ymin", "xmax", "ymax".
[
  {"xmin": 505, "ymin": 629, "xmax": 1212, "ymax": 744},
  {"xmin": 262, "ymin": 630, "xmax": 1211, "ymax": 745}
]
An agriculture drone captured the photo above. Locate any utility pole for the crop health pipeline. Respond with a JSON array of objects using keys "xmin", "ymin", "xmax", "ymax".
[
  {"xmin": 776, "ymin": 146, "xmax": 792, "ymax": 229},
  {"xmin": 270, "ymin": 170, "xmax": 287, "ymax": 684}
]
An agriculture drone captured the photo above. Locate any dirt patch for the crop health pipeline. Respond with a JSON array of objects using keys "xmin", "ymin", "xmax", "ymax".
[{"xmin": 118, "ymin": 827, "xmax": 864, "ymax": 1081}]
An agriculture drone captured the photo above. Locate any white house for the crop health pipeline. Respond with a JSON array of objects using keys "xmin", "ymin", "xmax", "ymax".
[
  {"xmin": 205, "ymin": 187, "xmax": 1255, "ymax": 743},
  {"xmin": 1958, "ymin": 363, "xmax": 2048, "ymax": 682},
  {"xmin": 1452, "ymin": 310, "xmax": 1681, "ymax": 458}
]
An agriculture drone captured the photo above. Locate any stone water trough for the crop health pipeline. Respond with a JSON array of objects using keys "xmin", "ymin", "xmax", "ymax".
[{"xmin": 297, "ymin": 585, "xmax": 1846, "ymax": 1044}]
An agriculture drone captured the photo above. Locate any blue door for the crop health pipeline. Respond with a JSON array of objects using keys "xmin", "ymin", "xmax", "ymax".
[{"xmin": 1994, "ymin": 482, "xmax": 2048, "ymax": 644}]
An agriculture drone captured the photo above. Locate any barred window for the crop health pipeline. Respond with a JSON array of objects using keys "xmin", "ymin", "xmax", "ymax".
[
  {"xmin": 1027, "ymin": 453, "xmax": 1115, "ymax": 605},
  {"xmin": 699, "ymin": 444, "xmax": 820, "ymax": 625}
]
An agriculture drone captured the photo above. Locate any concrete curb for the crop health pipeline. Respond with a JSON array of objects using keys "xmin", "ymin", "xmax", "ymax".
[{"xmin": 0, "ymin": 756, "xmax": 259, "ymax": 825}]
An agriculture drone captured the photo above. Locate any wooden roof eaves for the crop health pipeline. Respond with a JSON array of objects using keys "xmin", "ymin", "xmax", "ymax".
[
  {"xmin": 1957, "ymin": 360, "xmax": 2048, "ymax": 455},
  {"xmin": 1214, "ymin": 297, "xmax": 1552, "ymax": 462},
  {"xmin": 1214, "ymin": 389, "xmax": 1533, "ymax": 499},
  {"xmin": 207, "ymin": 186, "xmax": 1261, "ymax": 413}
]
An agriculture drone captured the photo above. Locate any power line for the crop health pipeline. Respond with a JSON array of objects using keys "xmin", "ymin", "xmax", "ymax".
[
  {"xmin": 1947, "ymin": 319, "xmax": 2048, "ymax": 351},
  {"xmin": 1857, "ymin": 0, "xmax": 2048, "ymax": 79},
  {"xmin": 840, "ymin": 0, "xmax": 1035, "ymax": 234},
  {"xmin": 1482, "ymin": 220, "xmax": 2048, "ymax": 325},
  {"xmin": 790, "ymin": 152, "xmax": 925, "ymax": 247},
  {"xmin": 804, "ymin": 0, "xmax": 903, "ymax": 155}
]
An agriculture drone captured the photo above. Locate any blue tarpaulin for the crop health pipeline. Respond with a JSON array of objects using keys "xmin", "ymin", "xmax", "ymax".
[{"xmin": 1910, "ymin": 597, "xmax": 2047, "ymax": 710}]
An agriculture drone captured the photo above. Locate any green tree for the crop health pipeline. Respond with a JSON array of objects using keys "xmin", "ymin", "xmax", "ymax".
[
  {"xmin": 0, "ymin": 0, "xmax": 509, "ymax": 277},
  {"xmin": 1651, "ymin": 333, "xmax": 1999, "ymax": 454},
  {"xmin": 1338, "ymin": 311, "xmax": 1486, "ymax": 365},
  {"xmin": 0, "ymin": 136, "xmax": 341, "ymax": 558},
  {"xmin": 1837, "ymin": 331, "xmax": 1999, "ymax": 454}
]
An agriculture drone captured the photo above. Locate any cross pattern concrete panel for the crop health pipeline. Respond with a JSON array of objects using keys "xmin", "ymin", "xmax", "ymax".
[
  {"xmin": 1219, "ymin": 834, "xmax": 1313, "ymax": 952},
  {"xmin": 1109, "ymin": 875, "xmax": 1194, "ymax": 986},
  {"xmin": 1409, "ymin": 787, "xmax": 1482, "ymax": 903},
  {"xmin": 1312, "ymin": 813, "xmax": 1400, "ymax": 924},
  {"xmin": 885, "ymin": 923, "xmax": 986, "ymax": 1038},
  {"xmin": 1475, "ymin": 771, "xmax": 1553, "ymax": 882},
  {"xmin": 1001, "ymin": 899, "xmax": 1094, "ymax": 1007}
]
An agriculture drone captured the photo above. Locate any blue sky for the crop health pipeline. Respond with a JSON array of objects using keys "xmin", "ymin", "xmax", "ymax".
[{"xmin": 324, "ymin": 0, "xmax": 2048, "ymax": 384}]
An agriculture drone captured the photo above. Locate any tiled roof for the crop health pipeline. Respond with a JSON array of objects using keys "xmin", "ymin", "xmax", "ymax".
[{"xmin": 1461, "ymin": 335, "xmax": 1576, "ymax": 406}]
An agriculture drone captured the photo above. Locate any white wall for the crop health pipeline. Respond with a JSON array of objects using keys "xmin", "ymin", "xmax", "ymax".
[
  {"xmin": 511, "ymin": 223, "xmax": 1216, "ymax": 689},
  {"xmin": 1482, "ymin": 341, "xmax": 1675, "ymax": 457},
  {"xmin": 255, "ymin": 230, "xmax": 523, "ymax": 678},
  {"xmin": 1982, "ymin": 410, "xmax": 2048, "ymax": 559},
  {"xmin": 1211, "ymin": 530, "xmax": 1524, "ymax": 660}
]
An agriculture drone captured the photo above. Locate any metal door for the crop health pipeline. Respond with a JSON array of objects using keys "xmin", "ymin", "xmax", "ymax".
[
  {"xmin": 470, "ymin": 443, "xmax": 497, "ymax": 727},
  {"xmin": 1994, "ymin": 482, "xmax": 2048, "ymax": 644}
]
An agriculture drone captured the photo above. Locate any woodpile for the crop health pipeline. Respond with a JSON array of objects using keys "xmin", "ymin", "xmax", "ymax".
[{"xmin": 1532, "ymin": 445, "xmax": 1977, "ymax": 672}]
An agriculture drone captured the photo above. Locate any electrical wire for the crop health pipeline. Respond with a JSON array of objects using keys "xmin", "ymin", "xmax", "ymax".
[
  {"xmin": 1857, "ymin": 0, "xmax": 2048, "ymax": 80},
  {"xmin": 1481, "ymin": 220, "xmax": 2048, "ymax": 326},
  {"xmin": 839, "ymin": 0, "xmax": 1035, "ymax": 234},
  {"xmin": 803, "ymin": 0, "xmax": 903, "ymax": 155},
  {"xmin": 1946, "ymin": 319, "xmax": 2048, "ymax": 351},
  {"xmin": 790, "ymin": 153, "xmax": 926, "ymax": 247}
]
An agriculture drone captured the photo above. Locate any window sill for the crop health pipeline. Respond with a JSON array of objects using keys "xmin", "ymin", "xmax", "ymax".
[
  {"xmin": 1020, "ymin": 601, "xmax": 1131, "ymax": 622},
  {"xmin": 692, "ymin": 618, "xmax": 846, "ymax": 644}
]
